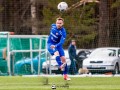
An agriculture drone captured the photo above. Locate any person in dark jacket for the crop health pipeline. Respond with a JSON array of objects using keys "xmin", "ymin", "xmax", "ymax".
[{"xmin": 68, "ymin": 40, "xmax": 77, "ymax": 75}]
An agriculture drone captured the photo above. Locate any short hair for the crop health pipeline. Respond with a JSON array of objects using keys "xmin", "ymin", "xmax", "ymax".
[
  {"xmin": 71, "ymin": 40, "xmax": 75, "ymax": 42},
  {"xmin": 56, "ymin": 17, "xmax": 64, "ymax": 22}
]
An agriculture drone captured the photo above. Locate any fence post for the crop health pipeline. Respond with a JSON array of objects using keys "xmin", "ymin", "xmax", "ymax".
[
  {"xmin": 7, "ymin": 32, "xmax": 11, "ymax": 75},
  {"xmin": 30, "ymin": 38, "xmax": 34, "ymax": 74}
]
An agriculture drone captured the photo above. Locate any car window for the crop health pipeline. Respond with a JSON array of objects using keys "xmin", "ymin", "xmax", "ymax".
[
  {"xmin": 89, "ymin": 48, "xmax": 117, "ymax": 57},
  {"xmin": 108, "ymin": 49, "xmax": 116, "ymax": 56},
  {"xmin": 118, "ymin": 49, "xmax": 120, "ymax": 57}
]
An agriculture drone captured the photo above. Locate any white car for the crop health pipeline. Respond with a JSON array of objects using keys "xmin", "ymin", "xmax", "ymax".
[
  {"xmin": 83, "ymin": 47, "xmax": 120, "ymax": 74},
  {"xmin": 42, "ymin": 50, "xmax": 71, "ymax": 74}
]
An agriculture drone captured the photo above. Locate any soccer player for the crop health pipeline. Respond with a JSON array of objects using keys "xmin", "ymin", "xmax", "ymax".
[{"xmin": 47, "ymin": 17, "xmax": 71, "ymax": 80}]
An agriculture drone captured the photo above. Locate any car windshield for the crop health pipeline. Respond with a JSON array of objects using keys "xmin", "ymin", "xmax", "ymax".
[{"xmin": 89, "ymin": 48, "xmax": 116, "ymax": 58}]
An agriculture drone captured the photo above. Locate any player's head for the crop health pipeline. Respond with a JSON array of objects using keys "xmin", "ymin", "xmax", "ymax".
[{"xmin": 56, "ymin": 17, "xmax": 64, "ymax": 29}]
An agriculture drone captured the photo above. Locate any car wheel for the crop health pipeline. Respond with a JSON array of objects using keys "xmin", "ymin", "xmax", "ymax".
[
  {"xmin": 21, "ymin": 64, "xmax": 32, "ymax": 74},
  {"xmin": 113, "ymin": 64, "xmax": 119, "ymax": 74}
]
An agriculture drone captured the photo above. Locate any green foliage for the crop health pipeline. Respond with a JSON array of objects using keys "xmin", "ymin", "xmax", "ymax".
[
  {"xmin": 43, "ymin": 0, "xmax": 98, "ymax": 48},
  {"xmin": 0, "ymin": 5, "xmax": 3, "ymax": 12},
  {"xmin": 111, "ymin": 0, "xmax": 120, "ymax": 8}
]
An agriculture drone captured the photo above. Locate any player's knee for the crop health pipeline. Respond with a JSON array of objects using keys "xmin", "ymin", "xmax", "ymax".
[
  {"xmin": 54, "ymin": 51, "xmax": 59, "ymax": 56},
  {"xmin": 61, "ymin": 56, "xmax": 66, "ymax": 63}
]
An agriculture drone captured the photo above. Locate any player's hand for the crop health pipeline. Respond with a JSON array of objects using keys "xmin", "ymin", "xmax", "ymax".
[{"xmin": 50, "ymin": 45, "xmax": 55, "ymax": 49}]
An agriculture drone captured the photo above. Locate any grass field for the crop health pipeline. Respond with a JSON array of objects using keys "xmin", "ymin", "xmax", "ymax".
[{"xmin": 0, "ymin": 76, "xmax": 120, "ymax": 90}]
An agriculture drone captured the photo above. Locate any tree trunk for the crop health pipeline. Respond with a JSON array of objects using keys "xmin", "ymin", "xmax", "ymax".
[
  {"xmin": 98, "ymin": 0, "xmax": 110, "ymax": 47},
  {"xmin": 109, "ymin": 0, "xmax": 118, "ymax": 47},
  {"xmin": 0, "ymin": 0, "xmax": 3, "ymax": 31},
  {"xmin": 30, "ymin": 0, "xmax": 37, "ymax": 35},
  {"xmin": 116, "ymin": 3, "xmax": 120, "ymax": 47}
]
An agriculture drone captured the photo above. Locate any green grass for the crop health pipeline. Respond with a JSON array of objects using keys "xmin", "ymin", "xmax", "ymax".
[{"xmin": 0, "ymin": 76, "xmax": 120, "ymax": 90}]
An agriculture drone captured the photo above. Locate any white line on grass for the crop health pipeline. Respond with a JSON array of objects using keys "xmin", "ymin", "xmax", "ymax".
[{"xmin": 22, "ymin": 74, "xmax": 120, "ymax": 77}]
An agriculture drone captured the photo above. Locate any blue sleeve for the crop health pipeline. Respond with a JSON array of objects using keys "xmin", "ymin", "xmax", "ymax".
[
  {"xmin": 55, "ymin": 28, "xmax": 66, "ymax": 47},
  {"xmin": 47, "ymin": 29, "xmax": 52, "ymax": 43},
  {"xmin": 47, "ymin": 24, "xmax": 55, "ymax": 43}
]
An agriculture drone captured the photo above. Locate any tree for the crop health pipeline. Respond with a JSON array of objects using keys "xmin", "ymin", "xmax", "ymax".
[
  {"xmin": 98, "ymin": 0, "xmax": 109, "ymax": 47},
  {"xmin": 31, "ymin": 0, "xmax": 37, "ymax": 34},
  {"xmin": 98, "ymin": 0, "xmax": 120, "ymax": 47},
  {"xmin": 43, "ymin": 0, "xmax": 99, "ymax": 48},
  {"xmin": 1, "ymin": 0, "xmax": 120, "ymax": 47},
  {"xmin": 0, "ymin": 0, "xmax": 46, "ymax": 34},
  {"xmin": 0, "ymin": 0, "xmax": 4, "ymax": 31},
  {"xmin": 110, "ymin": 0, "xmax": 120, "ymax": 47}
]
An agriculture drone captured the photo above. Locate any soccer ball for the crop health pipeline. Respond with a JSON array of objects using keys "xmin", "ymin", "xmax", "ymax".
[
  {"xmin": 57, "ymin": 2, "xmax": 68, "ymax": 11},
  {"xmin": 51, "ymin": 84, "xmax": 56, "ymax": 89}
]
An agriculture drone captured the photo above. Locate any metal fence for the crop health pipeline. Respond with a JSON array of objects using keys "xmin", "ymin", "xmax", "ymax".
[
  {"xmin": 0, "ymin": 32, "xmax": 49, "ymax": 75},
  {"xmin": 0, "ymin": 0, "xmax": 120, "ymax": 75}
]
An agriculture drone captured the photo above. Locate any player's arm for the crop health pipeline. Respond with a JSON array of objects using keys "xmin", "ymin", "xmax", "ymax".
[
  {"xmin": 47, "ymin": 25, "xmax": 54, "ymax": 43},
  {"xmin": 55, "ymin": 29, "xmax": 66, "ymax": 47},
  {"xmin": 48, "ymin": 25, "xmax": 57, "ymax": 49}
]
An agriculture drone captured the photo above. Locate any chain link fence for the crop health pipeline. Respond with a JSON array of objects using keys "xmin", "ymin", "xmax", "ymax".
[{"xmin": 0, "ymin": 0, "xmax": 120, "ymax": 75}]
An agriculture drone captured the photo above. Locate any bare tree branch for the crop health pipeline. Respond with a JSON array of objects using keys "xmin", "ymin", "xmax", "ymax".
[{"xmin": 67, "ymin": 0, "xmax": 99, "ymax": 11}]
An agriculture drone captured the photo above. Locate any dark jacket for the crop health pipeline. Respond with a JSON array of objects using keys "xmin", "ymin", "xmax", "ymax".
[{"xmin": 68, "ymin": 44, "xmax": 76, "ymax": 60}]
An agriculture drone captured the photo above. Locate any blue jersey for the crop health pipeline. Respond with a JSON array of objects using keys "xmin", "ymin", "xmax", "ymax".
[{"xmin": 47, "ymin": 24, "xmax": 67, "ymax": 47}]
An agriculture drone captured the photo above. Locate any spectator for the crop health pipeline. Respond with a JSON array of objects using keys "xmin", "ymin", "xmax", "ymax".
[{"xmin": 68, "ymin": 40, "xmax": 77, "ymax": 75}]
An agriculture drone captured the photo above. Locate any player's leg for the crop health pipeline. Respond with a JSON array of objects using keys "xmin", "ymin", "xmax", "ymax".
[
  {"xmin": 47, "ymin": 43, "xmax": 62, "ymax": 67},
  {"xmin": 58, "ymin": 48, "xmax": 71, "ymax": 80},
  {"xmin": 48, "ymin": 44, "xmax": 70, "ymax": 80},
  {"xmin": 54, "ymin": 51, "xmax": 62, "ymax": 67},
  {"xmin": 47, "ymin": 43, "xmax": 67, "ymax": 71},
  {"xmin": 60, "ymin": 56, "xmax": 67, "ymax": 71},
  {"xmin": 57, "ymin": 47, "xmax": 66, "ymax": 71},
  {"xmin": 60, "ymin": 56, "xmax": 71, "ymax": 80}
]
